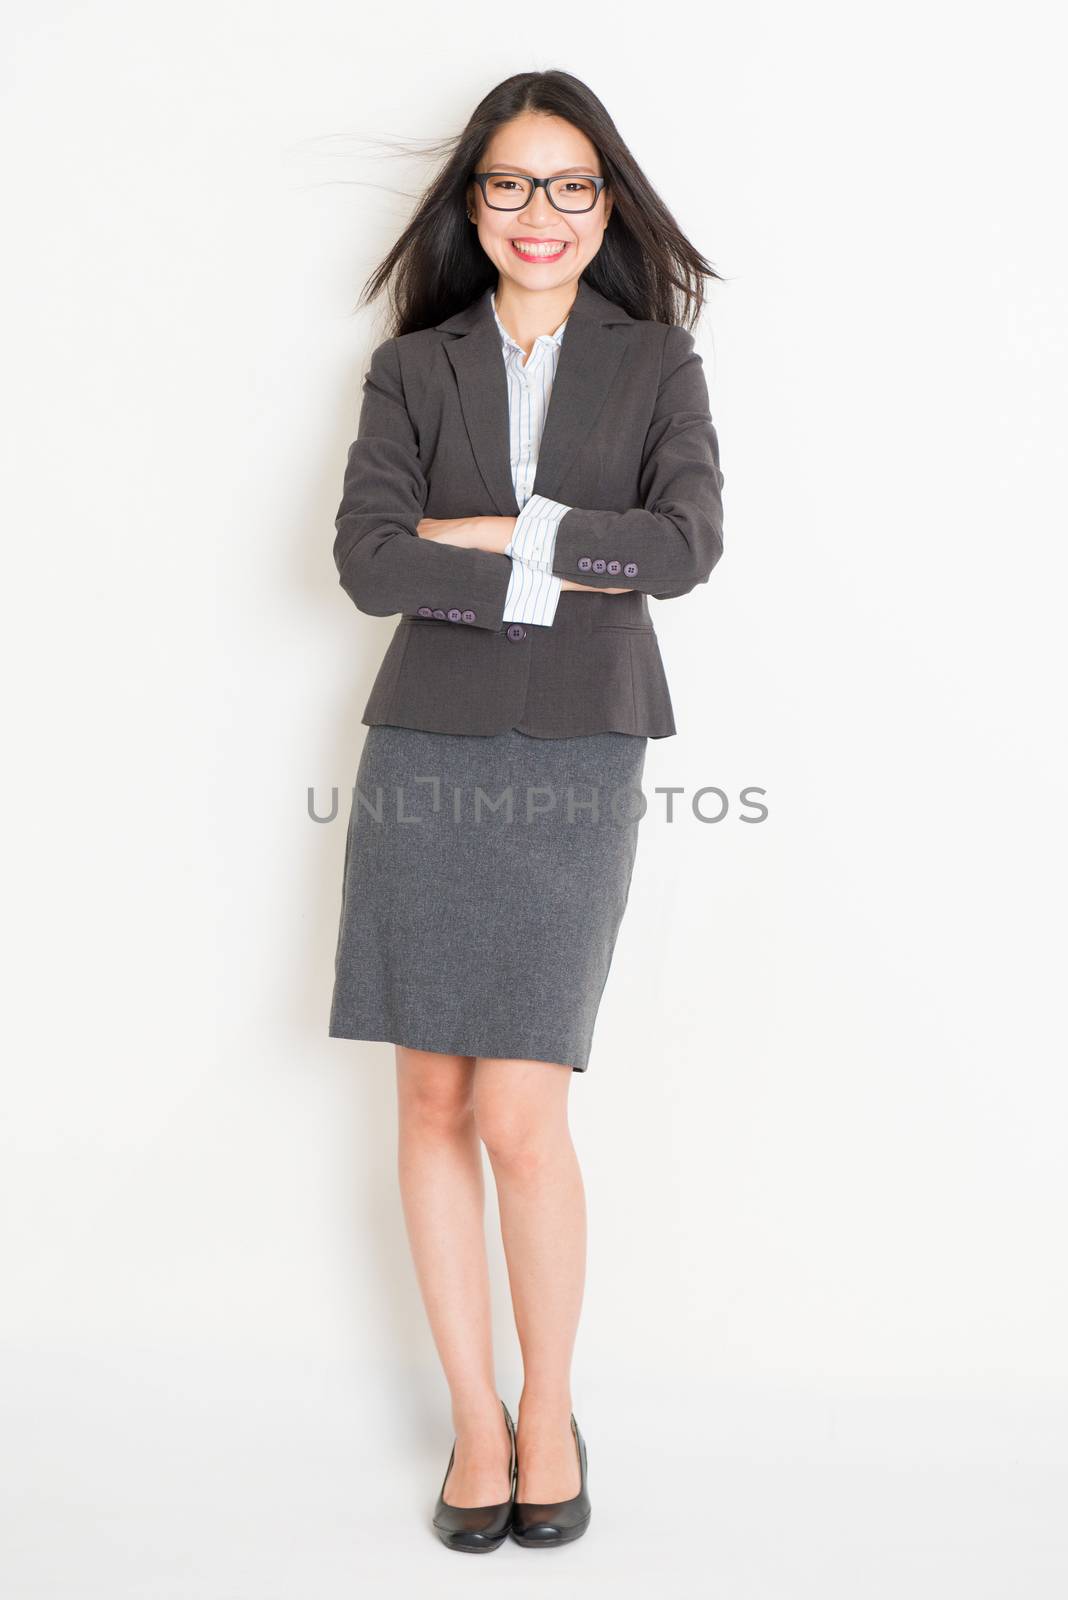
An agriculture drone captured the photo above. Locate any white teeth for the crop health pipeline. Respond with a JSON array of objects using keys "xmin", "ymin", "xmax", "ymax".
[{"xmin": 511, "ymin": 241, "xmax": 567, "ymax": 258}]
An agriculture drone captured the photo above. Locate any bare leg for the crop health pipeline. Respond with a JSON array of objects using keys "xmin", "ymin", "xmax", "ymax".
[
  {"xmin": 395, "ymin": 1045, "xmax": 512, "ymax": 1507},
  {"xmin": 473, "ymin": 1058, "xmax": 584, "ymax": 1502}
]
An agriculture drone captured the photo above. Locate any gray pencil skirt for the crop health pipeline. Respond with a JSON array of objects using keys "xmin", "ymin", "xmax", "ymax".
[{"xmin": 328, "ymin": 724, "xmax": 648, "ymax": 1072}]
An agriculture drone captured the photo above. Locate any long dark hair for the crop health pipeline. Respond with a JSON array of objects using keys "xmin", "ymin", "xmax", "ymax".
[{"xmin": 357, "ymin": 71, "xmax": 722, "ymax": 338}]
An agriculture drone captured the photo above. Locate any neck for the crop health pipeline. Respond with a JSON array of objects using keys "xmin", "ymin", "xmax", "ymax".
[{"xmin": 492, "ymin": 278, "xmax": 577, "ymax": 353}]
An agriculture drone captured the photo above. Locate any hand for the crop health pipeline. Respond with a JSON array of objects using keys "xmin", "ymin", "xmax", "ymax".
[
  {"xmin": 416, "ymin": 516, "xmax": 515, "ymax": 553},
  {"xmin": 560, "ymin": 580, "xmax": 635, "ymax": 594}
]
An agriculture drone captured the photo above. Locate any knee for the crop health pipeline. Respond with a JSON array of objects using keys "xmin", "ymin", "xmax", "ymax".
[
  {"xmin": 397, "ymin": 1064, "xmax": 474, "ymax": 1139},
  {"xmin": 474, "ymin": 1097, "xmax": 555, "ymax": 1175}
]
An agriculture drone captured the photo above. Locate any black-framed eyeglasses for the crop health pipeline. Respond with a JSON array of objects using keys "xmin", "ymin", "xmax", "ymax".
[{"xmin": 472, "ymin": 172, "xmax": 607, "ymax": 214}]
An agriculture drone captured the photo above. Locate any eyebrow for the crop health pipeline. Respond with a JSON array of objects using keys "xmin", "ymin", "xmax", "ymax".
[{"xmin": 486, "ymin": 165, "xmax": 600, "ymax": 176}]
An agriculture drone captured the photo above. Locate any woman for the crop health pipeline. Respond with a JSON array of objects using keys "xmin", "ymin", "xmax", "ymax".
[{"xmin": 328, "ymin": 70, "xmax": 724, "ymax": 1551}]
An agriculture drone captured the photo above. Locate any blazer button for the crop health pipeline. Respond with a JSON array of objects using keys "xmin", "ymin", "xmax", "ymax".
[
  {"xmin": 592, "ymin": 559, "xmax": 607, "ymax": 573},
  {"xmin": 417, "ymin": 606, "xmax": 433, "ymax": 618},
  {"xmin": 577, "ymin": 556, "xmax": 592, "ymax": 571},
  {"xmin": 623, "ymin": 562, "xmax": 638, "ymax": 577},
  {"xmin": 606, "ymin": 560, "xmax": 622, "ymax": 575},
  {"xmin": 432, "ymin": 609, "xmax": 446, "ymax": 619},
  {"xmin": 446, "ymin": 608, "xmax": 462, "ymax": 621},
  {"xmin": 506, "ymin": 623, "xmax": 527, "ymax": 642},
  {"xmin": 461, "ymin": 609, "xmax": 476, "ymax": 623}
]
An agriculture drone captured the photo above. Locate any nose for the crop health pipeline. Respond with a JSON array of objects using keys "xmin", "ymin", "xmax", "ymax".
[{"xmin": 519, "ymin": 187, "xmax": 558, "ymax": 225}]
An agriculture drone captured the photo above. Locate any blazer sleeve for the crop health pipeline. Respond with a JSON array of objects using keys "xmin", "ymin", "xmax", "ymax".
[
  {"xmin": 549, "ymin": 324, "xmax": 725, "ymax": 598},
  {"xmin": 333, "ymin": 338, "xmax": 513, "ymax": 631}
]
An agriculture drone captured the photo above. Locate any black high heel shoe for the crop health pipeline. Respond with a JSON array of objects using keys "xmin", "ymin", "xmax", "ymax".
[
  {"xmin": 431, "ymin": 1398, "xmax": 517, "ymax": 1553},
  {"xmin": 510, "ymin": 1412, "xmax": 591, "ymax": 1547}
]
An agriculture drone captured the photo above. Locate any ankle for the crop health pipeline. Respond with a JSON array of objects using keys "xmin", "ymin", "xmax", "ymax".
[
  {"xmin": 517, "ymin": 1391, "xmax": 574, "ymax": 1426},
  {"xmin": 450, "ymin": 1392, "xmax": 508, "ymax": 1438}
]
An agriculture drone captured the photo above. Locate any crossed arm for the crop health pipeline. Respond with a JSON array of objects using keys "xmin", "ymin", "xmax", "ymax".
[
  {"xmin": 333, "ymin": 326, "xmax": 724, "ymax": 632},
  {"xmin": 419, "ymin": 502, "xmax": 635, "ymax": 629}
]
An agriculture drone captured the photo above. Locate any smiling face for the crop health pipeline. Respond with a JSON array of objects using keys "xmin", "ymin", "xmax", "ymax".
[{"xmin": 468, "ymin": 111, "xmax": 613, "ymax": 294}]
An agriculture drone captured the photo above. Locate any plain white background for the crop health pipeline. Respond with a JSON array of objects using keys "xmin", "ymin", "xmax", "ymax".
[{"xmin": 3, "ymin": 1, "xmax": 1066, "ymax": 1594}]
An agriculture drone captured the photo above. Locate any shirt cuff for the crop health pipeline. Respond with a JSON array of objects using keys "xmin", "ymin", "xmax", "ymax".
[
  {"xmin": 501, "ymin": 556, "xmax": 562, "ymax": 625},
  {"xmin": 504, "ymin": 493, "xmax": 572, "ymax": 575}
]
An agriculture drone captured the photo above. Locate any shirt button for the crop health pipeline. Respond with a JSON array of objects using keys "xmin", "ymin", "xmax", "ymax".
[
  {"xmin": 577, "ymin": 557, "xmax": 593, "ymax": 572},
  {"xmin": 432, "ymin": 609, "xmax": 446, "ymax": 619},
  {"xmin": 623, "ymin": 562, "xmax": 638, "ymax": 577},
  {"xmin": 446, "ymin": 608, "xmax": 462, "ymax": 622},
  {"xmin": 592, "ymin": 559, "xmax": 607, "ymax": 573},
  {"xmin": 461, "ymin": 609, "xmax": 476, "ymax": 623},
  {"xmin": 606, "ymin": 560, "xmax": 622, "ymax": 575},
  {"xmin": 417, "ymin": 607, "xmax": 433, "ymax": 618},
  {"xmin": 506, "ymin": 623, "xmax": 527, "ymax": 642}
]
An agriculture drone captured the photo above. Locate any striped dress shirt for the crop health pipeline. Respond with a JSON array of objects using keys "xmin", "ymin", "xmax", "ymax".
[{"xmin": 492, "ymin": 292, "xmax": 573, "ymax": 627}]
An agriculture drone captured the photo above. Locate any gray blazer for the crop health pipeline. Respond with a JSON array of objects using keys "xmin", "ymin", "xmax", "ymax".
[{"xmin": 333, "ymin": 276, "xmax": 724, "ymax": 738}]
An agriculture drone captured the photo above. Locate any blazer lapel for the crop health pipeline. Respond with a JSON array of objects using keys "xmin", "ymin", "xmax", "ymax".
[
  {"xmin": 532, "ymin": 302, "xmax": 628, "ymax": 502},
  {"xmin": 441, "ymin": 302, "xmax": 520, "ymax": 515},
  {"xmin": 438, "ymin": 278, "xmax": 632, "ymax": 516}
]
